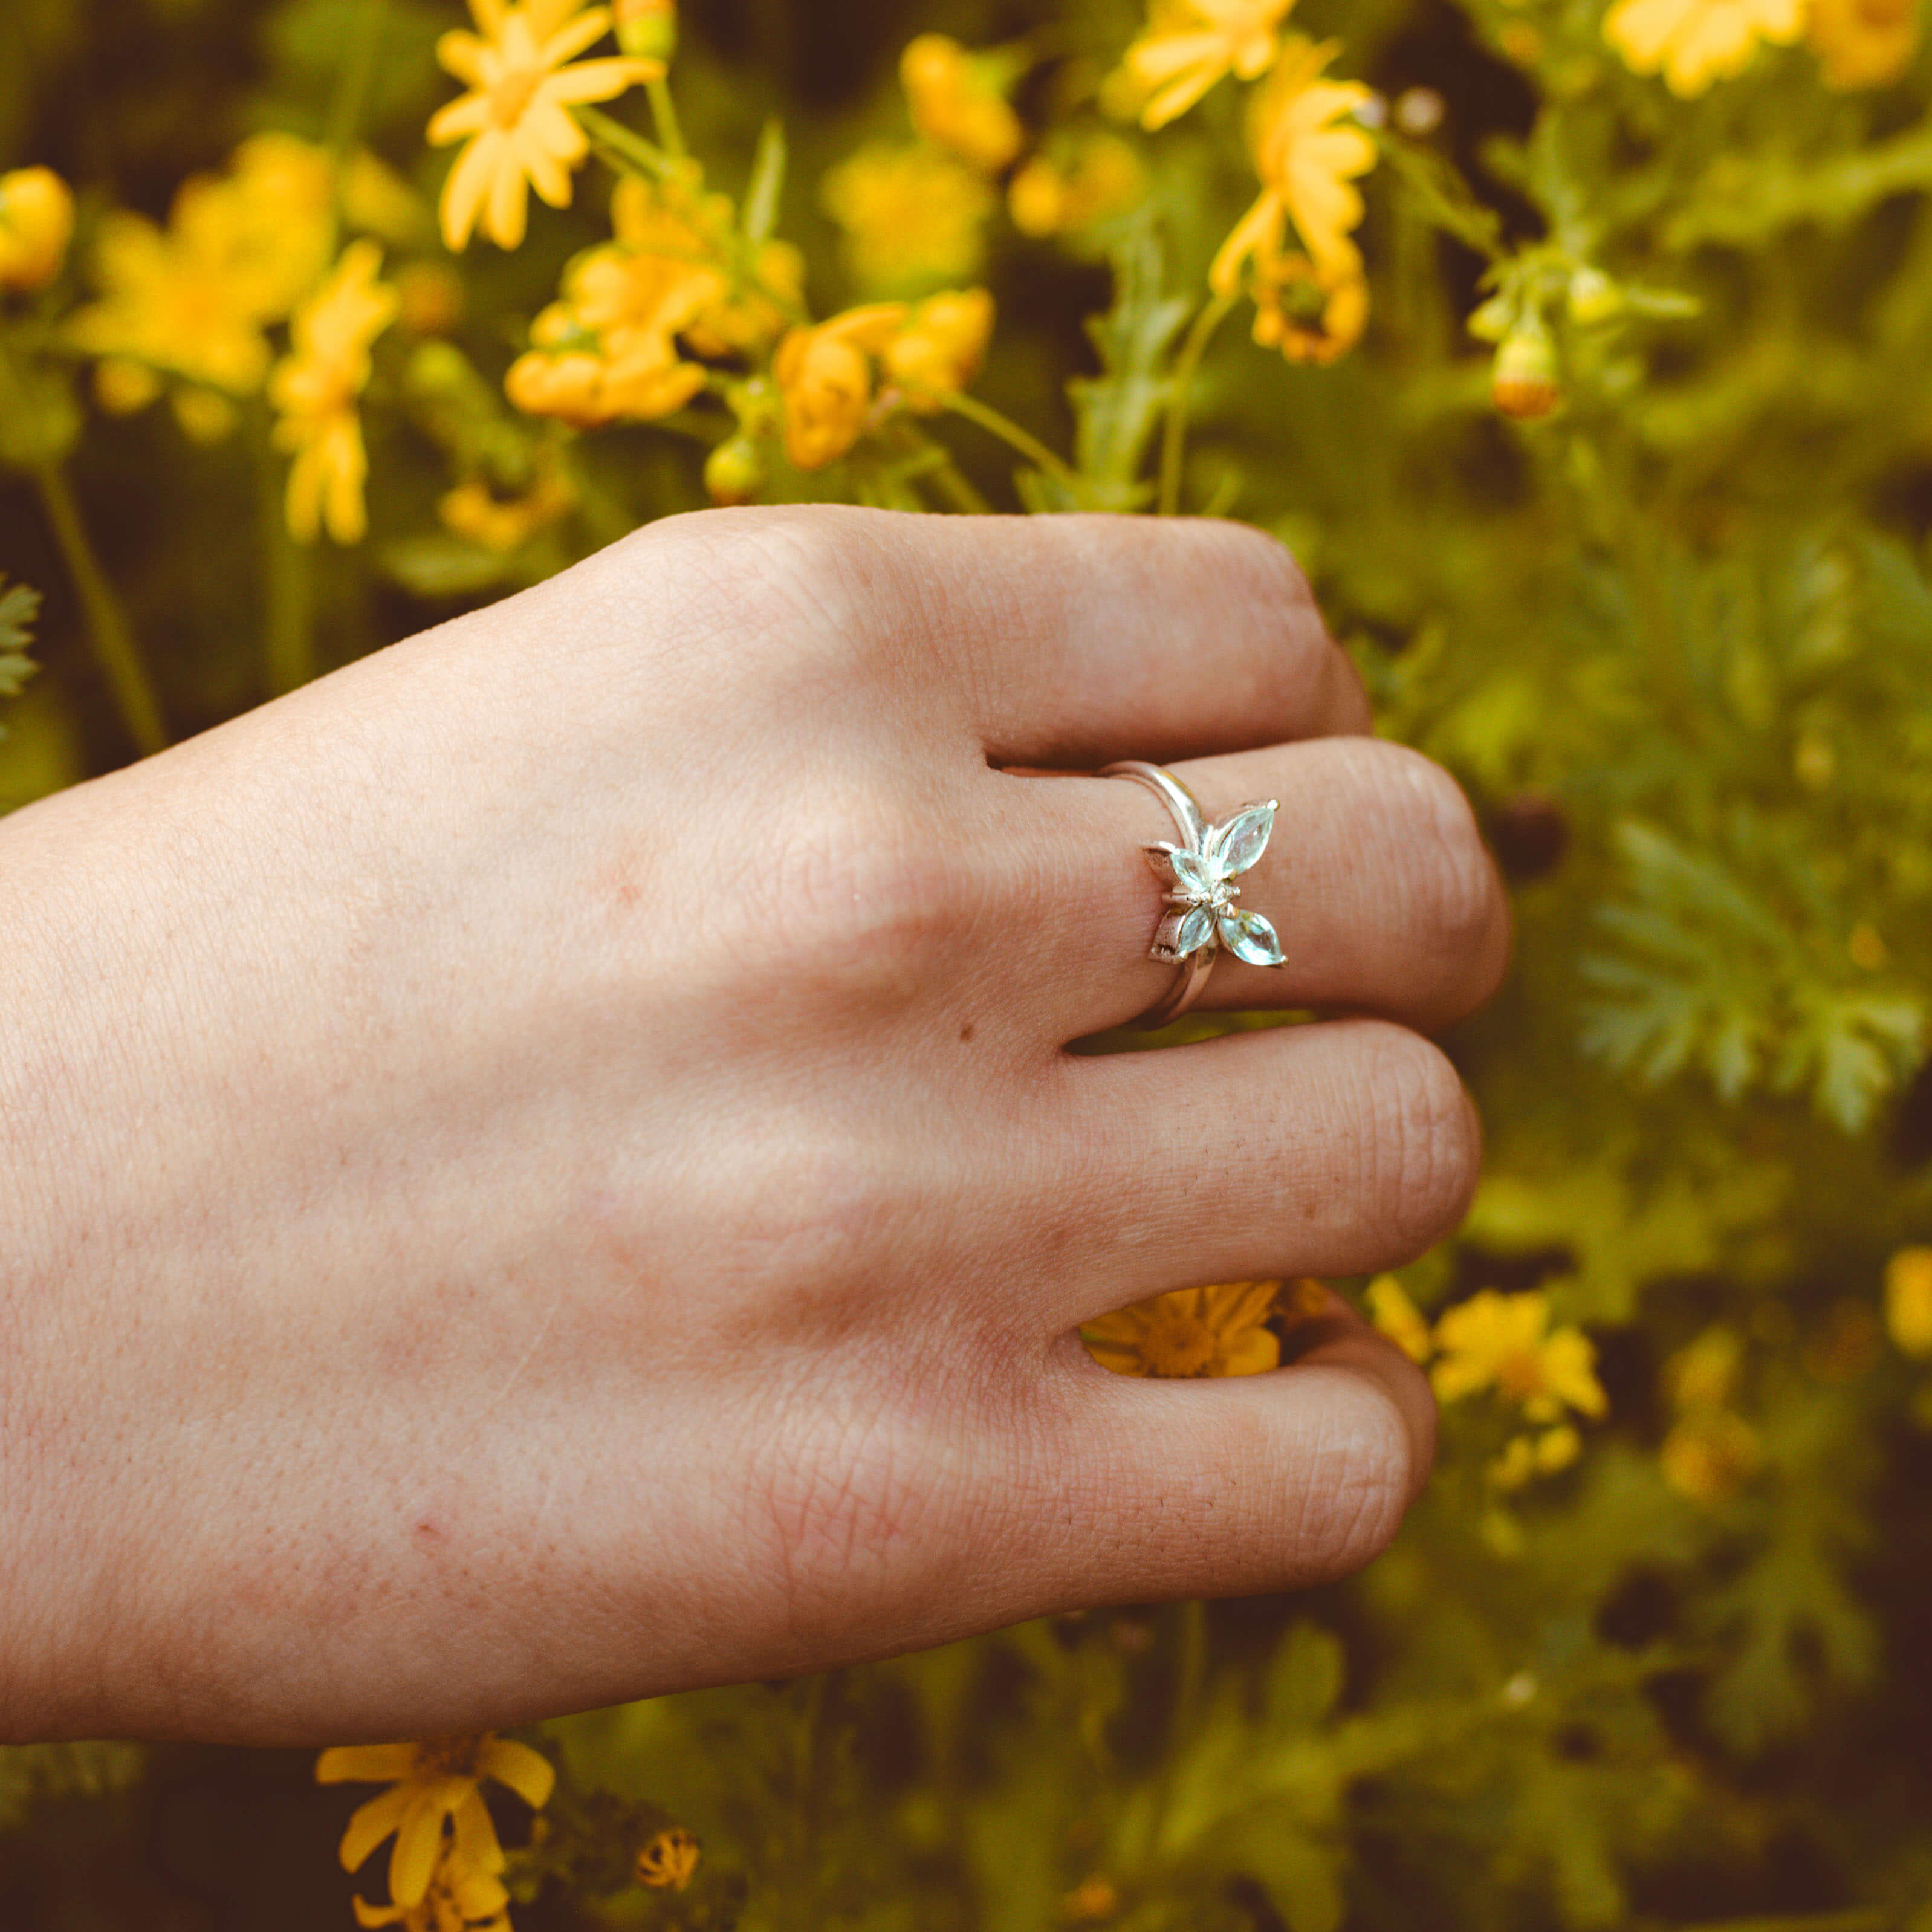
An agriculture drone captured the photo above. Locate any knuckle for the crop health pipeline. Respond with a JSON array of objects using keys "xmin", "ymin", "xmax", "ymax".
[{"xmin": 1361, "ymin": 1023, "xmax": 1482, "ymax": 1254}]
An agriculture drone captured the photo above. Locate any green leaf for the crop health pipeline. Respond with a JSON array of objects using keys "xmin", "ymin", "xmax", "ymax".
[
  {"xmin": 742, "ymin": 117, "xmax": 787, "ymax": 247},
  {"xmin": 1065, "ymin": 219, "xmax": 1193, "ymax": 512}
]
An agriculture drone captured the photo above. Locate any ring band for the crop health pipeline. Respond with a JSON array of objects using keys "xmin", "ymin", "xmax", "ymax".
[{"xmin": 1102, "ymin": 760, "xmax": 1286, "ymax": 1029}]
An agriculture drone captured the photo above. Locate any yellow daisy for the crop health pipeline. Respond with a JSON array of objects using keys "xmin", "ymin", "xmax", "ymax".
[
  {"xmin": 1123, "ymin": 0, "xmax": 1298, "ymax": 130},
  {"xmin": 1809, "ymin": 0, "xmax": 1922, "ymax": 88},
  {"xmin": 318, "ymin": 1734, "xmax": 554, "ymax": 1910},
  {"xmin": 1429, "ymin": 1290, "xmax": 1608, "ymax": 1424},
  {"xmin": 351, "ymin": 1846, "xmax": 513, "ymax": 1932},
  {"xmin": 635, "ymin": 1826, "xmax": 702, "ymax": 1891},
  {"xmin": 1249, "ymin": 245, "xmax": 1369, "ymax": 363},
  {"xmin": 270, "ymin": 241, "xmax": 397, "ymax": 544},
  {"xmin": 428, "ymin": 0, "xmax": 661, "ymax": 252},
  {"xmin": 899, "ymin": 33, "xmax": 1025, "ymax": 173},
  {"xmin": 1210, "ymin": 38, "xmax": 1376, "ymax": 299},
  {"xmin": 1083, "ymin": 1280, "xmax": 1283, "ymax": 1378},
  {"xmin": 820, "ymin": 142, "xmax": 994, "ymax": 294},
  {"xmin": 771, "ymin": 302, "xmax": 907, "ymax": 470},
  {"xmin": 1603, "ymin": 0, "xmax": 1805, "ymax": 95},
  {"xmin": 881, "ymin": 288, "xmax": 995, "ymax": 407}
]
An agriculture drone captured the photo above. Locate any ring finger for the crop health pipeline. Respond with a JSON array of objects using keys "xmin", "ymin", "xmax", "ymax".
[{"xmin": 994, "ymin": 735, "xmax": 1511, "ymax": 1040}]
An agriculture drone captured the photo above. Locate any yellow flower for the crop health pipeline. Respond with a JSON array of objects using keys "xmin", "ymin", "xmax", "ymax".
[
  {"xmin": 772, "ymin": 303, "xmax": 906, "ymax": 468},
  {"xmin": 1250, "ymin": 246, "xmax": 1369, "ymax": 363},
  {"xmin": 1367, "ymin": 1274, "xmax": 1433, "ymax": 1364},
  {"xmin": 1885, "ymin": 1248, "xmax": 1932, "ymax": 1357},
  {"xmin": 0, "ymin": 167, "xmax": 75, "ymax": 292},
  {"xmin": 1430, "ymin": 1290, "xmax": 1609, "ymax": 1424},
  {"xmin": 635, "ymin": 1826, "xmax": 701, "ymax": 1890},
  {"xmin": 1661, "ymin": 1408, "xmax": 1761, "ymax": 1505},
  {"xmin": 317, "ymin": 1734, "xmax": 555, "ymax": 1911},
  {"xmin": 439, "ymin": 452, "xmax": 577, "ymax": 551},
  {"xmin": 1008, "ymin": 134, "xmax": 1149, "ymax": 239},
  {"xmin": 1488, "ymin": 1423, "xmax": 1583, "ymax": 1490},
  {"xmin": 1083, "ymin": 1281, "xmax": 1282, "ymax": 1379},
  {"xmin": 1122, "ymin": 0, "xmax": 1298, "ymax": 130},
  {"xmin": 428, "ymin": 0, "xmax": 661, "ymax": 252},
  {"xmin": 351, "ymin": 1847, "xmax": 513, "ymax": 1932},
  {"xmin": 270, "ymin": 241, "xmax": 397, "ymax": 544},
  {"xmin": 900, "ymin": 34, "xmax": 1025, "ymax": 173},
  {"xmin": 1604, "ymin": 0, "xmax": 1805, "ymax": 94},
  {"xmin": 1210, "ymin": 38, "xmax": 1376, "ymax": 301},
  {"xmin": 822, "ymin": 142, "xmax": 994, "ymax": 294},
  {"xmin": 609, "ymin": 174, "xmax": 801, "ymax": 357},
  {"xmin": 882, "ymin": 288, "xmax": 995, "ymax": 407},
  {"xmin": 1810, "ymin": 0, "xmax": 1921, "ymax": 85},
  {"xmin": 1664, "ymin": 1326, "xmax": 1744, "ymax": 1411}
]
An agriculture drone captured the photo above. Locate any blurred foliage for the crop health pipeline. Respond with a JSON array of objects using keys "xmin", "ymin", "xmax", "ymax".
[{"xmin": 7, "ymin": 0, "xmax": 1932, "ymax": 1927}]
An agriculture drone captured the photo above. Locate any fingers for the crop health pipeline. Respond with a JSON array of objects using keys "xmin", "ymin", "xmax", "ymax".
[
  {"xmin": 1014, "ymin": 1298, "xmax": 1435, "ymax": 1606},
  {"xmin": 1022, "ymin": 1019, "xmax": 1482, "ymax": 1327},
  {"xmin": 994, "ymin": 735, "xmax": 1511, "ymax": 1039},
  {"xmin": 647, "ymin": 506, "xmax": 1369, "ymax": 765}
]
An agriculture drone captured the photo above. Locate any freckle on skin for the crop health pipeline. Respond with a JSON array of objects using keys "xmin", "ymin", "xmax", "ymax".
[
  {"xmin": 959, "ymin": 1023, "xmax": 974, "ymax": 1042},
  {"xmin": 415, "ymin": 1519, "xmax": 442, "ymax": 1541}
]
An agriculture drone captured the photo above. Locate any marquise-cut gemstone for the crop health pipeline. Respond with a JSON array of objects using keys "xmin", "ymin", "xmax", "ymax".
[
  {"xmin": 1169, "ymin": 848, "xmax": 1215, "ymax": 896},
  {"xmin": 1220, "ymin": 907, "xmax": 1285, "ymax": 966},
  {"xmin": 1175, "ymin": 904, "xmax": 1217, "ymax": 956},
  {"xmin": 1212, "ymin": 803, "xmax": 1276, "ymax": 878}
]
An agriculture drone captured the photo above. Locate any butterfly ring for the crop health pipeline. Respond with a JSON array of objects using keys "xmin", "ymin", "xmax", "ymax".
[{"xmin": 1101, "ymin": 760, "xmax": 1286, "ymax": 1029}]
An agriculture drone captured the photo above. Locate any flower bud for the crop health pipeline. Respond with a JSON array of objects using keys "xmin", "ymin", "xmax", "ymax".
[
  {"xmin": 1491, "ymin": 328, "xmax": 1560, "ymax": 420},
  {"xmin": 0, "ymin": 167, "xmax": 75, "ymax": 293},
  {"xmin": 614, "ymin": 0, "xmax": 676, "ymax": 61},
  {"xmin": 705, "ymin": 435, "xmax": 767, "ymax": 505},
  {"xmin": 1566, "ymin": 265, "xmax": 1624, "ymax": 326}
]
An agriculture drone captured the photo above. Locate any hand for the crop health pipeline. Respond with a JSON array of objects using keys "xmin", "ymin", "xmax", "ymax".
[{"xmin": 0, "ymin": 508, "xmax": 1507, "ymax": 1745}]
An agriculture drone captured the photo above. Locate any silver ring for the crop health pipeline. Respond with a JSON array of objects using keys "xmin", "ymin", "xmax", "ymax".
[{"xmin": 1101, "ymin": 760, "xmax": 1286, "ymax": 1028}]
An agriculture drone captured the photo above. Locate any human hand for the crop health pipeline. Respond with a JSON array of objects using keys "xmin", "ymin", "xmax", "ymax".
[{"xmin": 0, "ymin": 508, "xmax": 1506, "ymax": 1745}]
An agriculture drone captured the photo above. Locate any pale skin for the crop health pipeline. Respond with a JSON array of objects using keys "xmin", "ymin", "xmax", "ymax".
[{"xmin": 0, "ymin": 507, "xmax": 1509, "ymax": 1746}]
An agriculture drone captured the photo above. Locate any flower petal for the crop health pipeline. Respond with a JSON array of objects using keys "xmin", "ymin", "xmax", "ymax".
[
  {"xmin": 1210, "ymin": 801, "xmax": 1275, "ymax": 876},
  {"xmin": 451, "ymin": 1788, "xmax": 508, "ymax": 1874},
  {"xmin": 388, "ymin": 1789, "xmax": 452, "ymax": 1908},
  {"xmin": 338, "ymin": 1785, "xmax": 413, "ymax": 1874},
  {"xmin": 317, "ymin": 1744, "xmax": 417, "ymax": 1786},
  {"xmin": 478, "ymin": 1737, "xmax": 556, "ymax": 1810},
  {"xmin": 1219, "ymin": 907, "xmax": 1284, "ymax": 966}
]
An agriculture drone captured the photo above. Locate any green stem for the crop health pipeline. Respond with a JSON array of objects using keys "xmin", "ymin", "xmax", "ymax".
[
  {"xmin": 32, "ymin": 464, "xmax": 166, "ymax": 757},
  {"xmin": 576, "ymin": 104, "xmax": 678, "ymax": 184},
  {"xmin": 936, "ymin": 390, "xmax": 1081, "ymax": 492},
  {"xmin": 256, "ymin": 417, "xmax": 315, "ymax": 697},
  {"xmin": 925, "ymin": 457, "xmax": 992, "ymax": 516},
  {"xmin": 646, "ymin": 74, "xmax": 687, "ymax": 160},
  {"xmin": 324, "ymin": 0, "xmax": 388, "ymax": 173},
  {"xmin": 1159, "ymin": 290, "xmax": 1235, "ymax": 518}
]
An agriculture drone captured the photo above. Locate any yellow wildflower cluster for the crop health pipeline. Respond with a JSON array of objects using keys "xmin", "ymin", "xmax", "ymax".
[
  {"xmin": 1371, "ymin": 1280, "xmax": 1608, "ymax": 1490},
  {"xmin": 317, "ymin": 1733, "xmax": 554, "ymax": 1928},
  {"xmin": 0, "ymin": 167, "xmax": 75, "ymax": 294},
  {"xmin": 68, "ymin": 135, "xmax": 338, "ymax": 417},
  {"xmin": 772, "ymin": 290, "xmax": 994, "ymax": 470},
  {"xmin": 506, "ymin": 172, "xmax": 798, "ymax": 427},
  {"xmin": 429, "ymin": 0, "xmax": 661, "ymax": 251},
  {"xmin": 823, "ymin": 33, "xmax": 1028, "ymax": 294}
]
